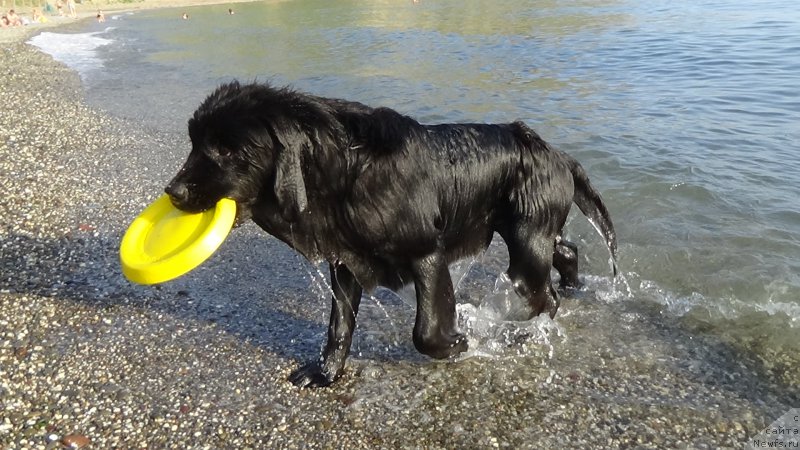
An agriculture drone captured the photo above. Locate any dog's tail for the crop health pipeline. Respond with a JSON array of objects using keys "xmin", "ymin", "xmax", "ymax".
[{"xmin": 566, "ymin": 155, "xmax": 618, "ymax": 276}]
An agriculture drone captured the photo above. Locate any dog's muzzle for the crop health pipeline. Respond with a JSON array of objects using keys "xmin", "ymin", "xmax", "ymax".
[{"xmin": 165, "ymin": 182, "xmax": 191, "ymax": 209}]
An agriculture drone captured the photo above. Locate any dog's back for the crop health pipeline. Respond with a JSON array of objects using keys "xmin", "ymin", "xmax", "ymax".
[{"xmin": 337, "ymin": 109, "xmax": 576, "ymax": 229}]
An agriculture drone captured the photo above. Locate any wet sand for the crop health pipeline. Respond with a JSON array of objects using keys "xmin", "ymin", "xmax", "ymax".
[{"xmin": 1, "ymin": 14, "xmax": 799, "ymax": 449}]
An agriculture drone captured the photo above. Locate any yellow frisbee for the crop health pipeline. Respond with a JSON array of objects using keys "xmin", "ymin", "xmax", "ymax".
[{"xmin": 120, "ymin": 194, "xmax": 236, "ymax": 285}]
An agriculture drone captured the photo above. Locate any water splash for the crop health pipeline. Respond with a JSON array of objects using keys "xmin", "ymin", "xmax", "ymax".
[
  {"xmin": 590, "ymin": 270, "xmax": 634, "ymax": 304},
  {"xmin": 304, "ymin": 262, "xmax": 332, "ymax": 303},
  {"xmin": 362, "ymin": 292, "xmax": 402, "ymax": 348},
  {"xmin": 450, "ymin": 256, "xmax": 482, "ymax": 293},
  {"xmin": 456, "ymin": 273, "xmax": 566, "ymax": 359}
]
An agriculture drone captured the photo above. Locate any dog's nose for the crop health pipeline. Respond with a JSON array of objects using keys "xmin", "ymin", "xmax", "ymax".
[{"xmin": 165, "ymin": 182, "xmax": 189, "ymax": 205}]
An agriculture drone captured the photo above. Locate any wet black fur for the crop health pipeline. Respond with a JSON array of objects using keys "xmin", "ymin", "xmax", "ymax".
[{"xmin": 166, "ymin": 81, "xmax": 617, "ymax": 387}]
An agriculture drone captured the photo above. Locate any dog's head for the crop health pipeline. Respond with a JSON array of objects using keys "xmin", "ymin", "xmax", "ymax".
[{"xmin": 165, "ymin": 81, "xmax": 341, "ymax": 223}]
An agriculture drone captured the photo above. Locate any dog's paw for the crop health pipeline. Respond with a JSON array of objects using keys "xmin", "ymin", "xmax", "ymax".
[
  {"xmin": 558, "ymin": 277, "xmax": 584, "ymax": 293},
  {"xmin": 415, "ymin": 331, "xmax": 468, "ymax": 360},
  {"xmin": 448, "ymin": 332, "xmax": 469, "ymax": 357},
  {"xmin": 288, "ymin": 361, "xmax": 338, "ymax": 388}
]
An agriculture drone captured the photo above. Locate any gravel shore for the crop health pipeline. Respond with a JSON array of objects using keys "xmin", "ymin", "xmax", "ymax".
[{"xmin": 1, "ymin": 30, "xmax": 799, "ymax": 449}]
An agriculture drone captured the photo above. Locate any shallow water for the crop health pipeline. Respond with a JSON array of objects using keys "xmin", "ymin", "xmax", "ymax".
[{"xmin": 29, "ymin": 0, "xmax": 800, "ymax": 381}]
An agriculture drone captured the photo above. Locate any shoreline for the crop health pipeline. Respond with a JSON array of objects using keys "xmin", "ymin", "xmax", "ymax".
[
  {"xmin": 1, "ymin": 4, "xmax": 799, "ymax": 448},
  {"xmin": 0, "ymin": 0, "xmax": 283, "ymax": 44}
]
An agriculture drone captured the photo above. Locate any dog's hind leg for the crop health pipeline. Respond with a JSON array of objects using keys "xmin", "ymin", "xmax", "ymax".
[
  {"xmin": 410, "ymin": 250, "xmax": 468, "ymax": 359},
  {"xmin": 502, "ymin": 226, "xmax": 560, "ymax": 319},
  {"xmin": 288, "ymin": 263, "xmax": 362, "ymax": 388},
  {"xmin": 553, "ymin": 234, "xmax": 581, "ymax": 289}
]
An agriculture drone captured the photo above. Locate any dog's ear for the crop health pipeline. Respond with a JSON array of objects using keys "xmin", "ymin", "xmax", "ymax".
[{"xmin": 271, "ymin": 122, "xmax": 309, "ymax": 221}]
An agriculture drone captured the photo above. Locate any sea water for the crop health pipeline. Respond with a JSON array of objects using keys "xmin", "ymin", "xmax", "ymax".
[{"xmin": 29, "ymin": 0, "xmax": 800, "ymax": 366}]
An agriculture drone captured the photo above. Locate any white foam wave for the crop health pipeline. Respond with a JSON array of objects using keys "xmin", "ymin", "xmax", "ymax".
[
  {"xmin": 27, "ymin": 30, "xmax": 114, "ymax": 80},
  {"xmin": 585, "ymin": 272, "xmax": 800, "ymax": 327},
  {"xmin": 110, "ymin": 12, "xmax": 133, "ymax": 21}
]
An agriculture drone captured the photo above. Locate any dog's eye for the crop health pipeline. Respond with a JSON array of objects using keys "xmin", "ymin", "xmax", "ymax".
[{"xmin": 217, "ymin": 146, "xmax": 232, "ymax": 157}]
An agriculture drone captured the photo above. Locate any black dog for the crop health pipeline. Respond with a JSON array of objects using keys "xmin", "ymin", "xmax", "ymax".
[{"xmin": 165, "ymin": 81, "xmax": 617, "ymax": 387}]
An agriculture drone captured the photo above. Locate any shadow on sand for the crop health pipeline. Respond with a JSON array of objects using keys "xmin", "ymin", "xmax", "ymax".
[{"xmin": 2, "ymin": 227, "xmax": 798, "ymax": 411}]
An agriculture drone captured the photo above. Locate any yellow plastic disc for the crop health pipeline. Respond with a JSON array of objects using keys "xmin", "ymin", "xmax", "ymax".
[{"xmin": 120, "ymin": 194, "xmax": 236, "ymax": 285}]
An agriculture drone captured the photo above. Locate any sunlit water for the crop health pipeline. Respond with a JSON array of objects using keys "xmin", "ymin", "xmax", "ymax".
[{"xmin": 29, "ymin": 0, "xmax": 800, "ymax": 373}]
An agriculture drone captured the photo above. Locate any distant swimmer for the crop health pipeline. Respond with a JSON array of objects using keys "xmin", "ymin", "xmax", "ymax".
[
  {"xmin": 182, "ymin": 12, "xmax": 189, "ymax": 19},
  {"xmin": 228, "ymin": 8, "xmax": 234, "ymax": 15}
]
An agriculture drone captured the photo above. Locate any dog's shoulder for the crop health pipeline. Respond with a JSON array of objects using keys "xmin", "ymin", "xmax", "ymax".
[
  {"xmin": 330, "ymin": 102, "xmax": 420, "ymax": 155},
  {"xmin": 320, "ymin": 97, "xmax": 373, "ymax": 115}
]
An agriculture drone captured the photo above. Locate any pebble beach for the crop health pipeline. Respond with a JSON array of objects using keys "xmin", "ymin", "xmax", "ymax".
[{"xmin": 2, "ymin": 11, "xmax": 800, "ymax": 449}]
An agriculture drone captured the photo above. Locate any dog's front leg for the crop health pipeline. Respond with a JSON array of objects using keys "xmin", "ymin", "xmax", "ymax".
[
  {"xmin": 288, "ymin": 263, "xmax": 362, "ymax": 388},
  {"xmin": 411, "ymin": 251, "xmax": 468, "ymax": 359}
]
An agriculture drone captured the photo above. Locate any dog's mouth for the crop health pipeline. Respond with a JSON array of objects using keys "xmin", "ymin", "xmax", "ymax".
[
  {"xmin": 168, "ymin": 199, "xmax": 214, "ymax": 215},
  {"xmin": 177, "ymin": 199, "xmax": 250, "ymax": 229},
  {"xmin": 165, "ymin": 180, "xmax": 253, "ymax": 229},
  {"xmin": 232, "ymin": 213, "xmax": 246, "ymax": 229},
  {"xmin": 167, "ymin": 193, "xmax": 251, "ymax": 229},
  {"xmin": 231, "ymin": 201, "xmax": 252, "ymax": 228}
]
